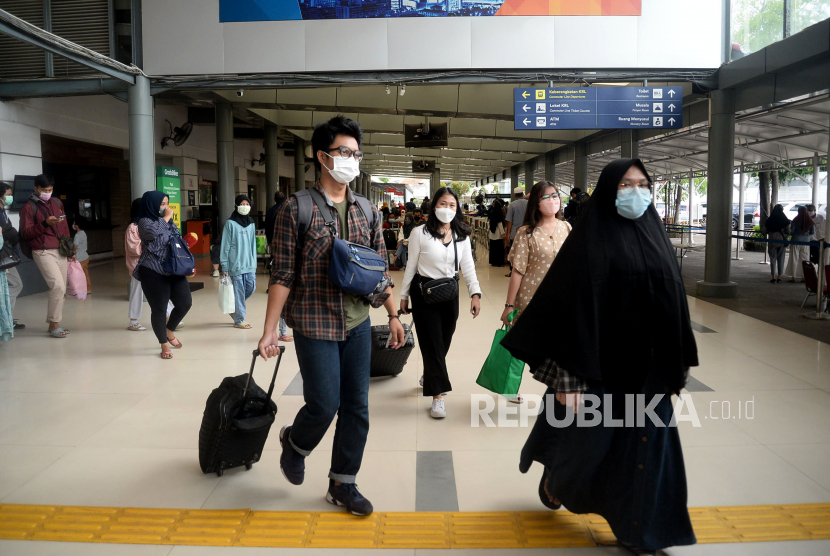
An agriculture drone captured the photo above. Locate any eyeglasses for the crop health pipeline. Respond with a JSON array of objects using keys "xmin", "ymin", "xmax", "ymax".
[
  {"xmin": 540, "ymin": 193, "xmax": 560, "ymax": 201},
  {"xmin": 326, "ymin": 146, "xmax": 364, "ymax": 162},
  {"xmin": 618, "ymin": 180, "xmax": 651, "ymax": 190}
]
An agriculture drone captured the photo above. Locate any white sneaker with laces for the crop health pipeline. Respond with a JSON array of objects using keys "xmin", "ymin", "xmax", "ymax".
[
  {"xmin": 211, "ymin": 270, "xmax": 219, "ymax": 277},
  {"xmin": 127, "ymin": 322, "xmax": 146, "ymax": 331},
  {"xmin": 430, "ymin": 398, "xmax": 446, "ymax": 419}
]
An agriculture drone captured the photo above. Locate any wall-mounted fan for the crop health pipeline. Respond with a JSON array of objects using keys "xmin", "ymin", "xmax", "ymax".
[
  {"xmin": 161, "ymin": 120, "xmax": 193, "ymax": 149},
  {"xmin": 250, "ymin": 153, "xmax": 266, "ymax": 168}
]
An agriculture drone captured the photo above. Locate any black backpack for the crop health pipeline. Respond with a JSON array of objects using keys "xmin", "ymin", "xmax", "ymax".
[{"xmin": 567, "ymin": 192, "xmax": 590, "ymax": 224}]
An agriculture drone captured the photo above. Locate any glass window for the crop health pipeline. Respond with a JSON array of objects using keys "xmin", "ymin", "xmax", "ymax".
[
  {"xmin": 731, "ymin": 0, "xmax": 784, "ymax": 56},
  {"xmin": 792, "ymin": 0, "xmax": 830, "ymax": 35}
]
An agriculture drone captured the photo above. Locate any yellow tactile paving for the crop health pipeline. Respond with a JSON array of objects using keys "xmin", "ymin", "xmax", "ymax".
[{"xmin": 0, "ymin": 503, "xmax": 829, "ymax": 548}]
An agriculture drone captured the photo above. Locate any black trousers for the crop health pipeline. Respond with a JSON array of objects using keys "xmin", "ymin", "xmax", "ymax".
[
  {"xmin": 810, "ymin": 244, "xmax": 820, "ymax": 265},
  {"xmin": 138, "ymin": 266, "xmax": 192, "ymax": 344},
  {"xmin": 489, "ymin": 239, "xmax": 505, "ymax": 267},
  {"xmin": 410, "ymin": 274, "xmax": 459, "ymax": 397}
]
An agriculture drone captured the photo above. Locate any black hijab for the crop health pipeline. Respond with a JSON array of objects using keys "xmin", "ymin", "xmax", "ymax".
[
  {"xmin": 229, "ymin": 194, "xmax": 254, "ymax": 228},
  {"xmin": 489, "ymin": 199, "xmax": 505, "ymax": 233},
  {"xmin": 138, "ymin": 191, "xmax": 167, "ymax": 221},
  {"xmin": 402, "ymin": 216, "xmax": 415, "ymax": 239},
  {"xmin": 501, "ymin": 159, "xmax": 698, "ymax": 393},
  {"xmin": 766, "ymin": 204, "xmax": 790, "ymax": 234},
  {"xmin": 130, "ymin": 198, "xmax": 142, "ymax": 224}
]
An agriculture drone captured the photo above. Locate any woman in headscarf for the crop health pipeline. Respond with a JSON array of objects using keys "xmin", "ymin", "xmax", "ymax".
[
  {"xmin": 220, "ymin": 194, "xmax": 258, "ymax": 329},
  {"xmin": 134, "ymin": 191, "xmax": 192, "ymax": 359},
  {"xmin": 502, "ymin": 159, "xmax": 698, "ymax": 556},
  {"xmin": 764, "ymin": 204, "xmax": 791, "ymax": 283},
  {"xmin": 488, "ymin": 199, "xmax": 506, "ymax": 267},
  {"xmin": 785, "ymin": 206, "xmax": 814, "ymax": 282}
]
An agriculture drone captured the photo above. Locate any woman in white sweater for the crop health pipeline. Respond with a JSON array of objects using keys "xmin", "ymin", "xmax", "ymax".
[{"xmin": 400, "ymin": 187, "xmax": 481, "ymax": 419}]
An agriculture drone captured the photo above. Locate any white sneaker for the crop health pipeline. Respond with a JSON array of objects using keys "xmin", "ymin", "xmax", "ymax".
[
  {"xmin": 211, "ymin": 270, "xmax": 219, "ymax": 277},
  {"xmin": 176, "ymin": 322, "xmax": 184, "ymax": 330},
  {"xmin": 127, "ymin": 322, "xmax": 146, "ymax": 331},
  {"xmin": 507, "ymin": 395, "xmax": 524, "ymax": 404},
  {"xmin": 419, "ymin": 375, "xmax": 424, "ymax": 388},
  {"xmin": 430, "ymin": 398, "xmax": 446, "ymax": 419}
]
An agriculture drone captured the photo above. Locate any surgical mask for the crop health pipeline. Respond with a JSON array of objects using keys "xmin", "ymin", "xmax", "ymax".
[
  {"xmin": 539, "ymin": 198, "xmax": 560, "ymax": 216},
  {"xmin": 809, "ymin": 211, "xmax": 816, "ymax": 217},
  {"xmin": 615, "ymin": 187, "xmax": 652, "ymax": 220},
  {"xmin": 237, "ymin": 205, "xmax": 251, "ymax": 216},
  {"xmin": 435, "ymin": 207, "xmax": 456, "ymax": 224},
  {"xmin": 159, "ymin": 207, "xmax": 166, "ymax": 217},
  {"xmin": 2, "ymin": 196, "xmax": 11, "ymax": 207},
  {"xmin": 323, "ymin": 152, "xmax": 360, "ymax": 185},
  {"xmin": 38, "ymin": 191, "xmax": 52, "ymax": 202}
]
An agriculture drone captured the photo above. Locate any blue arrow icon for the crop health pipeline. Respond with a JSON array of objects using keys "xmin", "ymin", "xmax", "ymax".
[
  {"xmin": 668, "ymin": 90, "xmax": 677, "ymax": 98},
  {"xmin": 669, "ymin": 104, "xmax": 676, "ymax": 112},
  {"xmin": 523, "ymin": 104, "xmax": 530, "ymax": 112},
  {"xmin": 668, "ymin": 117, "xmax": 676, "ymax": 125},
  {"xmin": 522, "ymin": 118, "xmax": 530, "ymax": 126}
]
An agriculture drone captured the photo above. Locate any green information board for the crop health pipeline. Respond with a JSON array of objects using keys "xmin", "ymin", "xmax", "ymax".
[{"xmin": 156, "ymin": 166, "xmax": 182, "ymax": 232}]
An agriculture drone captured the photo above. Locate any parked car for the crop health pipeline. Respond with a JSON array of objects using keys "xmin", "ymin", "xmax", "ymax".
[{"xmin": 700, "ymin": 203, "xmax": 758, "ymax": 230}]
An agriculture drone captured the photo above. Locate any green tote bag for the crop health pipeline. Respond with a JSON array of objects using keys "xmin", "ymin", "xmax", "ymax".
[{"xmin": 476, "ymin": 310, "xmax": 525, "ymax": 397}]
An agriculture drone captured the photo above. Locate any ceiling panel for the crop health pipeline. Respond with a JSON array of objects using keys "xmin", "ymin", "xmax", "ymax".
[{"xmin": 337, "ymin": 85, "xmax": 399, "ymax": 113}]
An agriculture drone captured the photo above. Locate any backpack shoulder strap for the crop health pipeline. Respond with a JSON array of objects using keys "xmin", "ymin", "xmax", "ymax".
[
  {"xmin": 293, "ymin": 190, "xmax": 314, "ymax": 239},
  {"xmin": 352, "ymin": 193, "xmax": 375, "ymax": 229}
]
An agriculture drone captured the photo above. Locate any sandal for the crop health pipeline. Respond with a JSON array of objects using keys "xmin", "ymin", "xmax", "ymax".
[
  {"xmin": 234, "ymin": 322, "xmax": 253, "ymax": 329},
  {"xmin": 48, "ymin": 327, "xmax": 69, "ymax": 338},
  {"xmin": 160, "ymin": 349, "xmax": 173, "ymax": 360},
  {"xmin": 538, "ymin": 468, "xmax": 561, "ymax": 510},
  {"xmin": 279, "ymin": 335, "xmax": 294, "ymax": 342},
  {"xmin": 167, "ymin": 337, "xmax": 183, "ymax": 349}
]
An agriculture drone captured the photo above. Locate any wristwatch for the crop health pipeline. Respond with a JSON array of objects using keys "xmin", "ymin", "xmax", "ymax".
[{"xmin": 505, "ymin": 303, "xmax": 514, "ymax": 308}]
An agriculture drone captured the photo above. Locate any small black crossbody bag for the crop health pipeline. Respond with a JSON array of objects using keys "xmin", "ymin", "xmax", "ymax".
[{"xmin": 419, "ymin": 235, "xmax": 460, "ymax": 304}]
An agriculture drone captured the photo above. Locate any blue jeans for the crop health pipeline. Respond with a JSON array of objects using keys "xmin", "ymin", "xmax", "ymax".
[
  {"xmin": 231, "ymin": 272, "xmax": 256, "ymax": 325},
  {"xmin": 290, "ymin": 318, "xmax": 371, "ymax": 483},
  {"xmin": 394, "ymin": 242, "xmax": 408, "ymax": 266},
  {"xmin": 279, "ymin": 318, "xmax": 288, "ymax": 337}
]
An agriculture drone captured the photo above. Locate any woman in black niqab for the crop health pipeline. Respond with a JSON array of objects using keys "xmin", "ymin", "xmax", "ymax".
[
  {"xmin": 502, "ymin": 159, "xmax": 698, "ymax": 554},
  {"xmin": 488, "ymin": 199, "xmax": 506, "ymax": 267}
]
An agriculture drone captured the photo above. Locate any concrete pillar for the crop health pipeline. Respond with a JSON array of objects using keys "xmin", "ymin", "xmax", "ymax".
[
  {"xmin": 524, "ymin": 159, "xmax": 535, "ymax": 188},
  {"xmin": 216, "ymin": 103, "xmax": 235, "ymax": 230},
  {"xmin": 264, "ymin": 124, "xmax": 279, "ymax": 204},
  {"xmin": 510, "ymin": 165, "xmax": 520, "ymax": 193},
  {"xmin": 689, "ymin": 169, "xmax": 696, "ymax": 225},
  {"xmin": 545, "ymin": 151, "xmax": 556, "ymax": 183},
  {"xmin": 574, "ymin": 144, "xmax": 588, "ymax": 191},
  {"xmin": 813, "ymin": 152, "xmax": 820, "ymax": 208},
  {"xmin": 235, "ymin": 166, "xmax": 248, "ymax": 196},
  {"xmin": 294, "ymin": 137, "xmax": 306, "ymax": 193},
  {"xmin": 620, "ymin": 130, "xmax": 639, "ymax": 159},
  {"xmin": 697, "ymin": 89, "xmax": 738, "ymax": 298},
  {"xmin": 431, "ymin": 168, "xmax": 441, "ymax": 197},
  {"xmin": 737, "ymin": 163, "xmax": 746, "ymax": 238},
  {"xmin": 128, "ymin": 74, "xmax": 155, "ymax": 200}
]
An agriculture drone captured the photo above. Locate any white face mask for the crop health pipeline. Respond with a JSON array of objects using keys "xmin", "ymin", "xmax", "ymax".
[
  {"xmin": 237, "ymin": 205, "xmax": 251, "ymax": 216},
  {"xmin": 323, "ymin": 152, "xmax": 360, "ymax": 185},
  {"xmin": 435, "ymin": 207, "xmax": 456, "ymax": 224}
]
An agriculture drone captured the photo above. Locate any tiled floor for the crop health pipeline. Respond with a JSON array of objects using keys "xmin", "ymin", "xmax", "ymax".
[{"xmin": 1, "ymin": 254, "xmax": 829, "ymax": 554}]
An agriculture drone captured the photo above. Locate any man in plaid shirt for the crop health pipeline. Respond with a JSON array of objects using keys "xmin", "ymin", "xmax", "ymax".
[{"xmin": 258, "ymin": 116, "xmax": 405, "ymax": 517}]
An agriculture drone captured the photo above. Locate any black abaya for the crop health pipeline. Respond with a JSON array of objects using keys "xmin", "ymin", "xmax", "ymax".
[{"xmin": 503, "ymin": 159, "xmax": 698, "ymax": 552}]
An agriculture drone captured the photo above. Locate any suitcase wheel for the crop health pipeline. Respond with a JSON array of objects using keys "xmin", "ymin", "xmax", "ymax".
[
  {"xmin": 216, "ymin": 468, "xmax": 224, "ymax": 477},
  {"xmin": 245, "ymin": 462, "xmax": 253, "ymax": 471}
]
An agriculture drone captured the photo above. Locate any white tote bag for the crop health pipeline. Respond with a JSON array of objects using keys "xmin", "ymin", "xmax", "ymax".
[{"xmin": 218, "ymin": 276, "xmax": 235, "ymax": 314}]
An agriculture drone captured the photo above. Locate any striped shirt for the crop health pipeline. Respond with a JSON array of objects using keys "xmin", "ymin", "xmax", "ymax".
[
  {"xmin": 133, "ymin": 217, "xmax": 179, "ymax": 279},
  {"xmin": 270, "ymin": 183, "xmax": 392, "ymax": 342}
]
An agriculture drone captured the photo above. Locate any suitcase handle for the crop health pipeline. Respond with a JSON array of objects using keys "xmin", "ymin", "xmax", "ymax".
[
  {"xmin": 242, "ymin": 346, "xmax": 286, "ymax": 410},
  {"xmin": 385, "ymin": 310, "xmax": 414, "ymax": 348}
]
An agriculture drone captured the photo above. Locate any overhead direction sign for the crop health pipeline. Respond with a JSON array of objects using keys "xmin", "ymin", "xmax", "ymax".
[{"xmin": 514, "ymin": 87, "xmax": 683, "ymax": 130}]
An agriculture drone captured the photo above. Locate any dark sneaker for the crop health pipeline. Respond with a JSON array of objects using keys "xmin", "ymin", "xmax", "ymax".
[
  {"xmin": 279, "ymin": 425, "xmax": 305, "ymax": 485},
  {"xmin": 13, "ymin": 321, "xmax": 25, "ymax": 330},
  {"xmin": 326, "ymin": 480, "xmax": 374, "ymax": 516}
]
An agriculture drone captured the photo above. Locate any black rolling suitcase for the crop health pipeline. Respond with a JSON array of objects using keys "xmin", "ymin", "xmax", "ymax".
[
  {"xmin": 370, "ymin": 315, "xmax": 415, "ymax": 377},
  {"xmin": 198, "ymin": 346, "xmax": 286, "ymax": 476}
]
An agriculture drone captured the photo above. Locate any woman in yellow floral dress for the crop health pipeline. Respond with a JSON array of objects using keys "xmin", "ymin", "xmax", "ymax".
[{"xmin": 501, "ymin": 181, "xmax": 571, "ymax": 401}]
